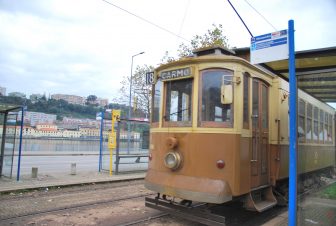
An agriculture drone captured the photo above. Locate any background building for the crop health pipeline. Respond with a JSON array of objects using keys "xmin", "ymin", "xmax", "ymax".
[
  {"xmin": 95, "ymin": 98, "xmax": 109, "ymax": 107},
  {"xmin": 0, "ymin": 86, "xmax": 6, "ymax": 96},
  {"xmin": 18, "ymin": 111, "xmax": 57, "ymax": 126},
  {"xmin": 51, "ymin": 94, "xmax": 85, "ymax": 105}
]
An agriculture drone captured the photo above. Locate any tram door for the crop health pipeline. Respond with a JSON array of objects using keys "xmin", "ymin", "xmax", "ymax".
[{"xmin": 251, "ymin": 79, "xmax": 269, "ymax": 188}]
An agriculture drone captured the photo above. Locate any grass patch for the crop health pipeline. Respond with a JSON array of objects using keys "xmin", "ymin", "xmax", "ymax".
[{"xmin": 318, "ymin": 182, "xmax": 336, "ymax": 199}]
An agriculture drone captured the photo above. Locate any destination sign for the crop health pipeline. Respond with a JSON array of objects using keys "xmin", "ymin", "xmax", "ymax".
[{"xmin": 160, "ymin": 67, "xmax": 192, "ymax": 81}]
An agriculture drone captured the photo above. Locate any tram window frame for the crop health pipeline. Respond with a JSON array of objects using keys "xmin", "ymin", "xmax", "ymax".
[
  {"xmin": 324, "ymin": 111, "xmax": 328, "ymax": 143},
  {"xmin": 298, "ymin": 99, "xmax": 306, "ymax": 143},
  {"xmin": 151, "ymin": 80, "xmax": 163, "ymax": 127},
  {"xmin": 306, "ymin": 103, "xmax": 313, "ymax": 142},
  {"xmin": 198, "ymin": 69, "xmax": 234, "ymax": 128},
  {"xmin": 243, "ymin": 72, "xmax": 250, "ymax": 129},
  {"xmin": 328, "ymin": 114, "xmax": 333, "ymax": 143},
  {"xmin": 319, "ymin": 109, "xmax": 324, "ymax": 143},
  {"xmin": 313, "ymin": 106, "xmax": 319, "ymax": 142},
  {"xmin": 163, "ymin": 78, "xmax": 193, "ymax": 127}
]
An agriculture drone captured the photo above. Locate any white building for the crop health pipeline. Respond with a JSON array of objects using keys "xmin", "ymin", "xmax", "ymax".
[
  {"xmin": 0, "ymin": 86, "xmax": 6, "ymax": 96},
  {"xmin": 19, "ymin": 111, "xmax": 57, "ymax": 126}
]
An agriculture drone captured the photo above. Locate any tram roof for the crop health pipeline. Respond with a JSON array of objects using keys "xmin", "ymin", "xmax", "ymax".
[{"xmin": 234, "ymin": 46, "xmax": 336, "ymax": 103}]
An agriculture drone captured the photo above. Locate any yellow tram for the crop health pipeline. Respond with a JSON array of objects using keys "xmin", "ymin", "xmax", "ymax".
[{"xmin": 145, "ymin": 46, "xmax": 335, "ymax": 212}]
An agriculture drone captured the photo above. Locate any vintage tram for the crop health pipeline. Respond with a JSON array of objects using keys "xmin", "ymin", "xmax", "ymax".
[{"xmin": 145, "ymin": 46, "xmax": 335, "ymax": 212}]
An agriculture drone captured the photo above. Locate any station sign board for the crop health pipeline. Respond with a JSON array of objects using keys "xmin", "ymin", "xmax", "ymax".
[{"xmin": 250, "ymin": 29, "xmax": 288, "ymax": 64}]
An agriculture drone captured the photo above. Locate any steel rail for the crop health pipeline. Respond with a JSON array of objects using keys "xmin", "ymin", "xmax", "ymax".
[{"xmin": 0, "ymin": 192, "xmax": 155, "ymax": 221}]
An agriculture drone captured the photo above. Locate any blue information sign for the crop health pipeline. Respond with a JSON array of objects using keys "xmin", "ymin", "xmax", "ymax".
[{"xmin": 250, "ymin": 29, "xmax": 288, "ymax": 64}]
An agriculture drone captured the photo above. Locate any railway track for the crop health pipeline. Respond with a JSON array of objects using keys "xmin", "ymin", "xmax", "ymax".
[
  {"xmin": 0, "ymin": 180, "xmax": 162, "ymax": 225},
  {"xmin": 0, "ymin": 192, "xmax": 154, "ymax": 222},
  {"xmin": 1, "ymin": 178, "xmax": 333, "ymax": 226}
]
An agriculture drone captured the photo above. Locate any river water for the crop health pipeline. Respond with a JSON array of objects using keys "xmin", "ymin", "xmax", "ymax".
[
  {"xmin": 18, "ymin": 138, "xmax": 147, "ymax": 154},
  {"xmin": 7, "ymin": 138, "xmax": 149, "ymax": 177}
]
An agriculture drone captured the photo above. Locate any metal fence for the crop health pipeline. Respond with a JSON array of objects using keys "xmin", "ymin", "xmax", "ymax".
[{"xmin": 5, "ymin": 115, "xmax": 149, "ymax": 178}]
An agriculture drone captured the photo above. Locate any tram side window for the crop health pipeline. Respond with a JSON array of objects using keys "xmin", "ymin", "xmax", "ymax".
[
  {"xmin": 298, "ymin": 99, "xmax": 305, "ymax": 143},
  {"xmin": 319, "ymin": 110, "xmax": 324, "ymax": 142},
  {"xmin": 306, "ymin": 104, "xmax": 312, "ymax": 142},
  {"xmin": 324, "ymin": 112, "xmax": 328, "ymax": 142},
  {"xmin": 152, "ymin": 80, "xmax": 162, "ymax": 124},
  {"xmin": 313, "ymin": 106, "xmax": 319, "ymax": 142},
  {"xmin": 328, "ymin": 114, "xmax": 333, "ymax": 142},
  {"xmin": 243, "ymin": 73, "xmax": 250, "ymax": 129},
  {"xmin": 199, "ymin": 69, "xmax": 233, "ymax": 127},
  {"xmin": 165, "ymin": 79, "xmax": 192, "ymax": 124}
]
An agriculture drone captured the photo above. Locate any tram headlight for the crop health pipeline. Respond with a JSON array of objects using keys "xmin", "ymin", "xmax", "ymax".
[{"xmin": 164, "ymin": 151, "xmax": 182, "ymax": 170}]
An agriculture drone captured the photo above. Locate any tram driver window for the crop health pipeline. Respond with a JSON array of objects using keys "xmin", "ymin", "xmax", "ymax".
[
  {"xmin": 199, "ymin": 69, "xmax": 233, "ymax": 127},
  {"xmin": 164, "ymin": 79, "xmax": 192, "ymax": 124}
]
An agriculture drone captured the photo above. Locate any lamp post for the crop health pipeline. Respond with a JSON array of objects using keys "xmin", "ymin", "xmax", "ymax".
[{"xmin": 128, "ymin": 51, "xmax": 144, "ymax": 154}]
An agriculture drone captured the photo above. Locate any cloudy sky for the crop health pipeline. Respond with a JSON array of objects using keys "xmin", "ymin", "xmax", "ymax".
[{"xmin": 1, "ymin": 0, "xmax": 335, "ymax": 103}]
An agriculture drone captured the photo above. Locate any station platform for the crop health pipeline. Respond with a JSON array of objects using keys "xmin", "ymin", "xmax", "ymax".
[{"xmin": 0, "ymin": 171, "xmax": 146, "ymax": 193}]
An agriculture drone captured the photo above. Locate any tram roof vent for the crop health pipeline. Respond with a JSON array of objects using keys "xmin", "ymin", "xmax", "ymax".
[{"xmin": 193, "ymin": 45, "xmax": 236, "ymax": 57}]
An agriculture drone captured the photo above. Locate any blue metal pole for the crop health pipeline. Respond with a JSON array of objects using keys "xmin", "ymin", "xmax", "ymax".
[
  {"xmin": 288, "ymin": 19, "xmax": 297, "ymax": 226},
  {"xmin": 98, "ymin": 111, "xmax": 104, "ymax": 172},
  {"xmin": 16, "ymin": 107, "xmax": 24, "ymax": 181}
]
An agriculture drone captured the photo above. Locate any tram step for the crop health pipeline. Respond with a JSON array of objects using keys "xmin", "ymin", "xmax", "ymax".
[{"xmin": 244, "ymin": 186, "xmax": 277, "ymax": 212}]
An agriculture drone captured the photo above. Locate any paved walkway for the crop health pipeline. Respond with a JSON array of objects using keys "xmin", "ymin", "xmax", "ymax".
[{"xmin": 0, "ymin": 171, "xmax": 146, "ymax": 193}]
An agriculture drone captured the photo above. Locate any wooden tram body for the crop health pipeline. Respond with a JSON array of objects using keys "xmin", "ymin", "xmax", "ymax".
[{"xmin": 145, "ymin": 47, "xmax": 335, "ymax": 211}]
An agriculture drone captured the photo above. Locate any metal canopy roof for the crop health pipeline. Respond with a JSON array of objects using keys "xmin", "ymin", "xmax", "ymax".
[
  {"xmin": 0, "ymin": 105, "xmax": 22, "ymax": 114},
  {"xmin": 234, "ymin": 46, "xmax": 336, "ymax": 103},
  {"xmin": 262, "ymin": 47, "xmax": 336, "ymax": 103}
]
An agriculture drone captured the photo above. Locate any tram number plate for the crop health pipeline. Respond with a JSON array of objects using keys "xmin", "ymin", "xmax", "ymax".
[{"xmin": 146, "ymin": 72, "xmax": 155, "ymax": 85}]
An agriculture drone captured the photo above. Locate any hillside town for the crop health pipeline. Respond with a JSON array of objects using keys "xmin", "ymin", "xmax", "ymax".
[
  {"xmin": 0, "ymin": 123, "xmax": 140, "ymax": 140},
  {"xmin": 0, "ymin": 86, "xmax": 143, "ymax": 140}
]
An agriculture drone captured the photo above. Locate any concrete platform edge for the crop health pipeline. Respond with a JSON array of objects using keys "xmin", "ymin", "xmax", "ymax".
[{"xmin": 0, "ymin": 173, "xmax": 146, "ymax": 193}]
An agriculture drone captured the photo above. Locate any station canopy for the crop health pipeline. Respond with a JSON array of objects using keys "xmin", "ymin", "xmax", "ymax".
[
  {"xmin": 261, "ymin": 47, "xmax": 336, "ymax": 103},
  {"xmin": 235, "ymin": 46, "xmax": 336, "ymax": 103},
  {"xmin": 0, "ymin": 105, "xmax": 22, "ymax": 114}
]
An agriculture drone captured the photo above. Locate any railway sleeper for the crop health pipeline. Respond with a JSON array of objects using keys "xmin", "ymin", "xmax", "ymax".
[
  {"xmin": 145, "ymin": 196, "xmax": 226, "ymax": 226},
  {"xmin": 244, "ymin": 186, "xmax": 277, "ymax": 212}
]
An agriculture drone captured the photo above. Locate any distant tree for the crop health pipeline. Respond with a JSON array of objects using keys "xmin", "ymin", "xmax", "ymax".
[
  {"xmin": 86, "ymin": 95, "xmax": 98, "ymax": 106},
  {"xmin": 160, "ymin": 51, "xmax": 176, "ymax": 64},
  {"xmin": 86, "ymin": 95, "xmax": 97, "ymax": 102},
  {"xmin": 178, "ymin": 24, "xmax": 229, "ymax": 58},
  {"xmin": 161, "ymin": 24, "xmax": 230, "ymax": 63}
]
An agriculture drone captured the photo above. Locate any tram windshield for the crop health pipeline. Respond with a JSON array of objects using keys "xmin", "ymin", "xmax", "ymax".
[{"xmin": 164, "ymin": 79, "xmax": 192, "ymax": 125}]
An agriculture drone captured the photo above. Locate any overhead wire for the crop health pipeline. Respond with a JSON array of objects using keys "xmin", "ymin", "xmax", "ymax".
[
  {"xmin": 100, "ymin": 0, "xmax": 189, "ymax": 42},
  {"xmin": 243, "ymin": 0, "xmax": 278, "ymax": 31},
  {"xmin": 177, "ymin": 0, "xmax": 191, "ymax": 41}
]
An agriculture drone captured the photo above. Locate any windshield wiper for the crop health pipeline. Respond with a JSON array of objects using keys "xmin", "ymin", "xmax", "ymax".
[{"xmin": 163, "ymin": 108, "xmax": 189, "ymax": 120}]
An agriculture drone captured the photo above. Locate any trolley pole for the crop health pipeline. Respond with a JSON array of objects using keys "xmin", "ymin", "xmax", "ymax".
[{"xmin": 288, "ymin": 19, "xmax": 297, "ymax": 226}]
